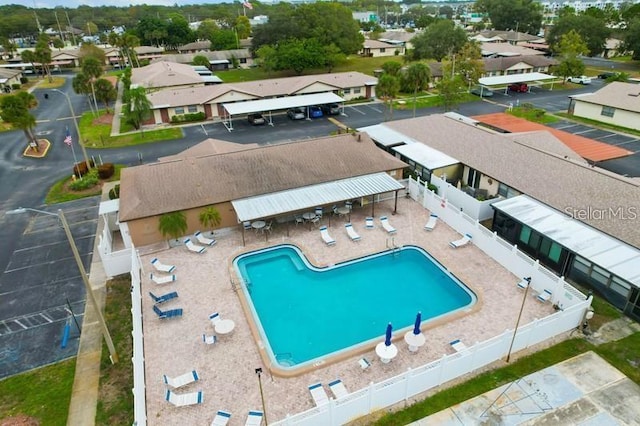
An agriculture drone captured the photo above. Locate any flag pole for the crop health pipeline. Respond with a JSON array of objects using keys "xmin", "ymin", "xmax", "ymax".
[{"xmin": 65, "ymin": 126, "xmax": 81, "ymax": 180}]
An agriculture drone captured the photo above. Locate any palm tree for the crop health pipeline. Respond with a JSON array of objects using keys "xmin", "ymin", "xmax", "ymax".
[
  {"xmin": 158, "ymin": 211, "xmax": 188, "ymax": 244},
  {"xmin": 377, "ymin": 74, "xmax": 400, "ymax": 121},
  {"xmin": 125, "ymin": 87, "xmax": 152, "ymax": 131},
  {"xmin": 81, "ymin": 57, "xmax": 103, "ymax": 115},
  {"xmin": 0, "ymin": 92, "xmax": 39, "ymax": 151},
  {"xmin": 405, "ymin": 62, "xmax": 430, "ymax": 118},
  {"xmin": 199, "ymin": 206, "xmax": 222, "ymax": 235}
]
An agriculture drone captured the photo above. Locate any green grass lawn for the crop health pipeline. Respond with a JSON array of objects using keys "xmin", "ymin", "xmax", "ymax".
[
  {"xmin": 508, "ymin": 105, "xmax": 560, "ymax": 124},
  {"xmin": 45, "ymin": 164, "xmax": 124, "ymax": 204}
]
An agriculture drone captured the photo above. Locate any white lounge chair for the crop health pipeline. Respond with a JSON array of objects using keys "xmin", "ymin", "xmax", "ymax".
[
  {"xmin": 308, "ymin": 383, "xmax": 329, "ymax": 406},
  {"xmin": 245, "ymin": 410, "xmax": 264, "ymax": 426},
  {"xmin": 195, "ymin": 231, "xmax": 217, "ymax": 246},
  {"xmin": 449, "ymin": 233, "xmax": 472, "ymax": 248},
  {"xmin": 345, "ymin": 223, "xmax": 361, "ymax": 242},
  {"xmin": 517, "ymin": 277, "xmax": 531, "ymax": 290},
  {"xmin": 365, "ymin": 217, "xmax": 374, "ymax": 229},
  {"xmin": 150, "ymin": 273, "xmax": 176, "ymax": 285},
  {"xmin": 380, "ymin": 216, "xmax": 396, "ymax": 234},
  {"xmin": 319, "ymin": 226, "xmax": 336, "ymax": 246},
  {"xmin": 202, "ymin": 334, "xmax": 217, "ymax": 345},
  {"xmin": 358, "ymin": 357, "xmax": 371, "ymax": 370},
  {"xmin": 151, "ymin": 257, "xmax": 175, "ymax": 273},
  {"xmin": 185, "ymin": 238, "xmax": 206, "ymax": 254},
  {"xmin": 328, "ymin": 379, "xmax": 349, "ymax": 399},
  {"xmin": 163, "ymin": 370, "xmax": 199, "ymax": 389},
  {"xmin": 450, "ymin": 339, "xmax": 468, "ymax": 353},
  {"xmin": 211, "ymin": 410, "xmax": 231, "ymax": 426},
  {"xmin": 424, "ymin": 214, "xmax": 438, "ymax": 231},
  {"xmin": 165, "ymin": 389, "xmax": 203, "ymax": 407},
  {"xmin": 536, "ymin": 289, "xmax": 552, "ymax": 303}
]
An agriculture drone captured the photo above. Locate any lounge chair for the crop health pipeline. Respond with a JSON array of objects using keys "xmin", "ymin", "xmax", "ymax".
[
  {"xmin": 211, "ymin": 410, "xmax": 231, "ymax": 426},
  {"xmin": 517, "ymin": 277, "xmax": 531, "ymax": 290},
  {"xmin": 358, "ymin": 357, "xmax": 371, "ymax": 370},
  {"xmin": 536, "ymin": 289, "xmax": 552, "ymax": 303},
  {"xmin": 243, "ymin": 221, "xmax": 252, "ymax": 230},
  {"xmin": 449, "ymin": 233, "xmax": 472, "ymax": 248},
  {"xmin": 163, "ymin": 370, "xmax": 199, "ymax": 389},
  {"xmin": 450, "ymin": 339, "xmax": 468, "ymax": 353},
  {"xmin": 365, "ymin": 217, "xmax": 374, "ymax": 229},
  {"xmin": 209, "ymin": 312, "xmax": 220, "ymax": 325},
  {"xmin": 319, "ymin": 226, "xmax": 336, "ymax": 246},
  {"xmin": 424, "ymin": 214, "xmax": 438, "ymax": 231},
  {"xmin": 202, "ymin": 334, "xmax": 217, "ymax": 345},
  {"xmin": 328, "ymin": 379, "xmax": 349, "ymax": 399},
  {"xmin": 195, "ymin": 231, "xmax": 217, "ymax": 246},
  {"xmin": 165, "ymin": 389, "xmax": 203, "ymax": 407},
  {"xmin": 245, "ymin": 410, "xmax": 264, "ymax": 426},
  {"xmin": 185, "ymin": 238, "xmax": 206, "ymax": 254},
  {"xmin": 150, "ymin": 273, "xmax": 177, "ymax": 285},
  {"xmin": 345, "ymin": 223, "xmax": 361, "ymax": 242},
  {"xmin": 149, "ymin": 291, "xmax": 178, "ymax": 304},
  {"xmin": 153, "ymin": 305, "xmax": 183, "ymax": 319},
  {"xmin": 380, "ymin": 216, "xmax": 396, "ymax": 234},
  {"xmin": 151, "ymin": 257, "xmax": 175, "ymax": 273},
  {"xmin": 308, "ymin": 383, "xmax": 329, "ymax": 406}
]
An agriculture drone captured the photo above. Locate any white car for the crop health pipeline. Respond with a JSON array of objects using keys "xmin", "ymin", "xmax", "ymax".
[{"xmin": 567, "ymin": 75, "xmax": 592, "ymax": 84}]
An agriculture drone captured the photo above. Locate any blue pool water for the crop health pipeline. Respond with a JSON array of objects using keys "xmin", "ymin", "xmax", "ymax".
[{"xmin": 233, "ymin": 244, "xmax": 476, "ymax": 369}]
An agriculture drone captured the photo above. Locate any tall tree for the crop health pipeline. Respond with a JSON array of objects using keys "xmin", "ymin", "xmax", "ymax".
[
  {"xmin": 124, "ymin": 87, "xmax": 152, "ymax": 130},
  {"xmin": 411, "ymin": 20, "xmax": 467, "ymax": 61},
  {"xmin": 377, "ymin": 73, "xmax": 400, "ymax": 121},
  {"xmin": 34, "ymin": 34, "xmax": 53, "ymax": 82},
  {"xmin": 81, "ymin": 57, "xmax": 103, "ymax": 115},
  {"xmin": 403, "ymin": 62, "xmax": 430, "ymax": 117},
  {"xmin": 452, "ymin": 41, "xmax": 485, "ymax": 90},
  {"xmin": 322, "ymin": 44, "xmax": 346, "ymax": 72},
  {"xmin": 623, "ymin": 18, "xmax": 640, "ymax": 60},
  {"xmin": 381, "ymin": 61, "xmax": 402, "ymax": 76},
  {"xmin": 94, "ymin": 78, "xmax": 117, "ymax": 113},
  {"xmin": 554, "ymin": 30, "xmax": 589, "ymax": 81},
  {"xmin": 0, "ymin": 92, "xmax": 39, "ymax": 151},
  {"xmin": 437, "ymin": 74, "xmax": 465, "ymax": 111},
  {"xmin": 192, "ymin": 55, "xmax": 210, "ymax": 67},
  {"xmin": 547, "ymin": 13, "xmax": 609, "ymax": 57},
  {"xmin": 475, "ymin": 0, "xmax": 543, "ymax": 35},
  {"xmin": 235, "ymin": 15, "xmax": 251, "ymax": 40}
]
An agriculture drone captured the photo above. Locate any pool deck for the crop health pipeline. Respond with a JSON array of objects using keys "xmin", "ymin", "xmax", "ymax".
[{"xmin": 140, "ymin": 197, "xmax": 556, "ymax": 425}]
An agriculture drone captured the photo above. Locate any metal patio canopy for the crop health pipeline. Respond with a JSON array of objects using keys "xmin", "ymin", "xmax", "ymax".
[
  {"xmin": 221, "ymin": 92, "xmax": 344, "ymax": 131},
  {"xmin": 478, "ymin": 72, "xmax": 558, "ymax": 94}
]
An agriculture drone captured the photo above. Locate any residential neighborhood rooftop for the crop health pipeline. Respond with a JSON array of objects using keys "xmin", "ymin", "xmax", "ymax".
[{"xmin": 570, "ymin": 81, "xmax": 640, "ymax": 113}]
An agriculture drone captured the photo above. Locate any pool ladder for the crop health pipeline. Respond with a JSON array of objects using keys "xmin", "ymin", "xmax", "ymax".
[{"xmin": 386, "ymin": 237, "xmax": 401, "ymax": 256}]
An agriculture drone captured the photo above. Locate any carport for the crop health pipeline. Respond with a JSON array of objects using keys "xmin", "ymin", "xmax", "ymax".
[
  {"xmin": 221, "ymin": 92, "xmax": 344, "ymax": 131},
  {"xmin": 231, "ymin": 172, "xmax": 405, "ymax": 244},
  {"xmin": 478, "ymin": 72, "xmax": 558, "ymax": 94}
]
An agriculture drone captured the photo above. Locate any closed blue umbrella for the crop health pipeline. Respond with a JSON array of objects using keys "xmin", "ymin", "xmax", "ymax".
[
  {"xmin": 413, "ymin": 312, "xmax": 422, "ymax": 336},
  {"xmin": 385, "ymin": 322, "xmax": 393, "ymax": 346}
]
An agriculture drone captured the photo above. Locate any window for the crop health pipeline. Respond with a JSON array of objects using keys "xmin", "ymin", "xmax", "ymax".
[
  {"xmin": 175, "ymin": 107, "xmax": 185, "ymax": 114},
  {"xmin": 343, "ymin": 88, "xmax": 351, "ymax": 94},
  {"xmin": 188, "ymin": 105, "xmax": 198, "ymax": 113},
  {"xmin": 354, "ymin": 88, "xmax": 361, "ymax": 94},
  {"xmin": 610, "ymin": 276, "xmax": 631, "ymax": 297},
  {"xmin": 572, "ymin": 256, "xmax": 590, "ymax": 274},
  {"xmin": 240, "ymin": 58, "xmax": 247, "ymax": 64},
  {"xmin": 519, "ymin": 225, "xmax": 531, "ymax": 244},
  {"xmin": 380, "ymin": 48, "xmax": 386, "ymax": 53},
  {"xmin": 601, "ymin": 106, "xmax": 615, "ymax": 117}
]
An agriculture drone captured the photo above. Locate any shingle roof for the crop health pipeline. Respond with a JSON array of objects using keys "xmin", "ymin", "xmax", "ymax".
[
  {"xmin": 153, "ymin": 49, "xmax": 252, "ymax": 65},
  {"xmin": 481, "ymin": 42, "xmax": 545, "ymax": 56},
  {"xmin": 483, "ymin": 55, "xmax": 557, "ymax": 72},
  {"xmin": 119, "ymin": 133, "xmax": 407, "ymax": 222},
  {"xmin": 177, "ymin": 41, "xmax": 211, "ymax": 52},
  {"xmin": 571, "ymin": 82, "xmax": 640, "ymax": 114},
  {"xmin": 381, "ymin": 115, "xmax": 640, "ymax": 248},
  {"xmin": 131, "ymin": 61, "xmax": 203, "ymax": 90},
  {"xmin": 477, "ymin": 30, "xmax": 542, "ymax": 43},
  {"xmin": 363, "ymin": 39, "xmax": 398, "ymax": 49}
]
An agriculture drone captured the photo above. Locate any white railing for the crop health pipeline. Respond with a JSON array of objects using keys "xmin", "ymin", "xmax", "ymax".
[
  {"xmin": 272, "ymin": 299, "xmax": 589, "ymax": 426},
  {"xmin": 430, "ymin": 175, "xmax": 498, "ymax": 221},
  {"xmin": 97, "ymin": 225, "xmax": 132, "ymax": 277},
  {"xmin": 130, "ymin": 246, "xmax": 146, "ymax": 426}
]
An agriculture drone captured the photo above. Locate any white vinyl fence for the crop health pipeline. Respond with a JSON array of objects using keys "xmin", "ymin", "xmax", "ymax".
[{"xmin": 131, "ymin": 246, "xmax": 146, "ymax": 426}]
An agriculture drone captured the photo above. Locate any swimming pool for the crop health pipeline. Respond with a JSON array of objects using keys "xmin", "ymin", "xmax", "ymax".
[{"xmin": 233, "ymin": 244, "xmax": 476, "ymax": 371}]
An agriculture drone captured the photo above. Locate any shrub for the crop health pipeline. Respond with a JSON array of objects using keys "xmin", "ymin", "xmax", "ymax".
[
  {"xmin": 97, "ymin": 163, "xmax": 115, "ymax": 179},
  {"xmin": 69, "ymin": 169, "xmax": 99, "ymax": 191},
  {"xmin": 72, "ymin": 159, "xmax": 96, "ymax": 177},
  {"xmin": 20, "ymin": 77, "xmax": 29, "ymax": 84},
  {"xmin": 427, "ymin": 183, "xmax": 439, "ymax": 194},
  {"xmin": 109, "ymin": 184, "xmax": 120, "ymax": 200},
  {"xmin": 170, "ymin": 112, "xmax": 205, "ymax": 123},
  {"xmin": 11, "ymin": 83, "xmax": 21, "ymax": 90}
]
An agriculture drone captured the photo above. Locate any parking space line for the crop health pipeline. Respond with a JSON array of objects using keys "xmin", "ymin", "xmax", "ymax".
[
  {"xmin": 595, "ymin": 133, "xmax": 618, "ymax": 139},
  {"xmin": 14, "ymin": 320, "xmax": 27, "ymax": 329},
  {"xmin": 573, "ymin": 129, "xmax": 598, "ymax": 135},
  {"xmin": 346, "ymin": 106, "xmax": 366, "ymax": 115},
  {"xmin": 365, "ymin": 104, "xmax": 383, "ymax": 113}
]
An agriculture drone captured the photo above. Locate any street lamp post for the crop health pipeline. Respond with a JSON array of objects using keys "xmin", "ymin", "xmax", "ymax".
[
  {"xmin": 505, "ymin": 276, "xmax": 531, "ymax": 363},
  {"xmin": 50, "ymin": 88, "xmax": 92, "ymax": 170},
  {"xmin": 6, "ymin": 207, "xmax": 118, "ymax": 363},
  {"xmin": 255, "ymin": 367, "xmax": 268, "ymax": 425}
]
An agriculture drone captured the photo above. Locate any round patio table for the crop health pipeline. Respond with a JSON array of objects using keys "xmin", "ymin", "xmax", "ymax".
[
  {"xmin": 251, "ymin": 221, "xmax": 266, "ymax": 231},
  {"xmin": 215, "ymin": 319, "xmax": 235, "ymax": 335},
  {"xmin": 302, "ymin": 212, "xmax": 316, "ymax": 221},
  {"xmin": 404, "ymin": 331, "xmax": 426, "ymax": 352}
]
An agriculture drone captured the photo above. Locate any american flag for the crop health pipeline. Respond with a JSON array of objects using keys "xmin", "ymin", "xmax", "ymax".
[
  {"xmin": 64, "ymin": 128, "xmax": 72, "ymax": 147},
  {"xmin": 243, "ymin": 0, "xmax": 253, "ymax": 9}
]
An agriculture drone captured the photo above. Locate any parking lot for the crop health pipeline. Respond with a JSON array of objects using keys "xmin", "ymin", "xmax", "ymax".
[{"xmin": 547, "ymin": 121, "xmax": 640, "ymax": 154}]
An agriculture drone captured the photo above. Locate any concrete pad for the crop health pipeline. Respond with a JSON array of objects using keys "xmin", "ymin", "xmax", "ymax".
[
  {"xmin": 577, "ymin": 411, "xmax": 622, "ymax": 426},
  {"xmin": 555, "ymin": 351, "xmax": 626, "ymax": 393},
  {"xmin": 589, "ymin": 380, "xmax": 640, "ymax": 426},
  {"xmin": 519, "ymin": 398, "xmax": 600, "ymax": 425}
]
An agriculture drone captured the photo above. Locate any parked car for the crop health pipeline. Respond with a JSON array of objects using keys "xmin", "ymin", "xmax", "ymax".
[
  {"xmin": 567, "ymin": 75, "xmax": 592, "ymax": 84},
  {"xmin": 247, "ymin": 113, "xmax": 266, "ymax": 125},
  {"xmin": 597, "ymin": 71, "xmax": 618, "ymax": 80},
  {"xmin": 287, "ymin": 107, "xmax": 305, "ymax": 120},
  {"xmin": 470, "ymin": 86, "xmax": 494, "ymax": 97},
  {"xmin": 309, "ymin": 106, "xmax": 323, "ymax": 118},
  {"xmin": 508, "ymin": 83, "xmax": 528, "ymax": 93},
  {"xmin": 321, "ymin": 103, "xmax": 340, "ymax": 115}
]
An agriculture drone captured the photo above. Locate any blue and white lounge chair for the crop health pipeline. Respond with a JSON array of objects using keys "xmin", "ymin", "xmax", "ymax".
[
  {"xmin": 165, "ymin": 389, "xmax": 203, "ymax": 406},
  {"xmin": 380, "ymin": 216, "xmax": 396, "ymax": 234},
  {"xmin": 308, "ymin": 383, "xmax": 329, "ymax": 406},
  {"xmin": 328, "ymin": 379, "xmax": 349, "ymax": 399},
  {"xmin": 151, "ymin": 257, "xmax": 175, "ymax": 273},
  {"xmin": 185, "ymin": 238, "xmax": 206, "ymax": 254},
  {"xmin": 450, "ymin": 339, "xmax": 467, "ymax": 353},
  {"xmin": 245, "ymin": 410, "xmax": 264, "ymax": 426},
  {"xmin": 517, "ymin": 277, "xmax": 531, "ymax": 290},
  {"xmin": 536, "ymin": 289, "xmax": 552, "ymax": 303},
  {"xmin": 449, "ymin": 233, "xmax": 472, "ymax": 248},
  {"xmin": 424, "ymin": 214, "xmax": 438, "ymax": 231},
  {"xmin": 365, "ymin": 217, "xmax": 374, "ymax": 229},
  {"xmin": 153, "ymin": 305, "xmax": 183, "ymax": 319},
  {"xmin": 163, "ymin": 369, "xmax": 199, "ymax": 389},
  {"xmin": 195, "ymin": 231, "xmax": 217, "ymax": 246},
  {"xmin": 211, "ymin": 410, "xmax": 231, "ymax": 426},
  {"xmin": 150, "ymin": 273, "xmax": 177, "ymax": 285},
  {"xmin": 345, "ymin": 223, "xmax": 361, "ymax": 242},
  {"xmin": 202, "ymin": 334, "xmax": 217, "ymax": 345},
  {"xmin": 319, "ymin": 226, "xmax": 336, "ymax": 246},
  {"xmin": 358, "ymin": 357, "xmax": 371, "ymax": 370},
  {"xmin": 149, "ymin": 291, "xmax": 178, "ymax": 304},
  {"xmin": 209, "ymin": 312, "xmax": 220, "ymax": 325}
]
